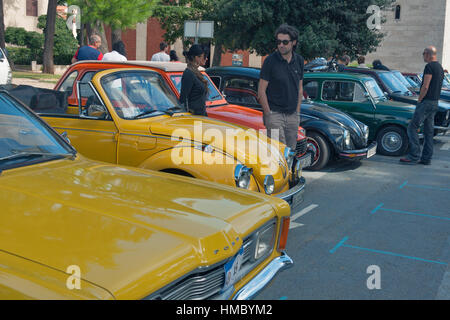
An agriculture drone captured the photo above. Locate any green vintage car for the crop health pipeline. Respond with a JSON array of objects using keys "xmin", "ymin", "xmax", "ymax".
[{"xmin": 303, "ymin": 72, "xmax": 417, "ymax": 156}]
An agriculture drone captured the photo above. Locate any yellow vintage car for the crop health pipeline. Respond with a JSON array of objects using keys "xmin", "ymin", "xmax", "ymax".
[
  {"xmin": 30, "ymin": 67, "xmax": 304, "ymax": 209},
  {"xmin": 0, "ymin": 91, "xmax": 292, "ymax": 299}
]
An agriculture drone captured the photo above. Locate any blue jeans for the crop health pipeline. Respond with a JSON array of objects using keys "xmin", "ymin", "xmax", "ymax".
[{"xmin": 407, "ymin": 99, "xmax": 438, "ymax": 161}]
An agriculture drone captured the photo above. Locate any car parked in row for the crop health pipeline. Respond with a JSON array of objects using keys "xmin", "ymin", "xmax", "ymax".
[
  {"xmin": 342, "ymin": 67, "xmax": 450, "ymax": 135},
  {"xmin": 206, "ymin": 66, "xmax": 377, "ymax": 170},
  {"xmin": 302, "ymin": 72, "xmax": 417, "ymax": 156},
  {"xmin": 0, "ymin": 90, "xmax": 293, "ymax": 300},
  {"xmin": 401, "ymin": 72, "xmax": 450, "ymax": 102},
  {"xmin": 7, "ymin": 64, "xmax": 305, "ymax": 209}
]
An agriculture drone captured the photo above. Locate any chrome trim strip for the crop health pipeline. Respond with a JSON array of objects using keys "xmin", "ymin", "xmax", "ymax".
[
  {"xmin": 339, "ymin": 141, "xmax": 378, "ymax": 156},
  {"xmin": 232, "ymin": 253, "xmax": 293, "ymax": 300},
  {"xmin": 52, "ymin": 127, "xmax": 116, "ymax": 135},
  {"xmin": 434, "ymin": 125, "xmax": 450, "ymax": 131}
]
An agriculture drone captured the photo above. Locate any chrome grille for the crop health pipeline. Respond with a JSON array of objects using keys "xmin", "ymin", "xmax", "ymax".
[
  {"xmin": 296, "ymin": 139, "xmax": 308, "ymax": 156},
  {"xmin": 243, "ymin": 237, "xmax": 254, "ymax": 263},
  {"xmin": 158, "ymin": 264, "xmax": 225, "ymax": 300}
]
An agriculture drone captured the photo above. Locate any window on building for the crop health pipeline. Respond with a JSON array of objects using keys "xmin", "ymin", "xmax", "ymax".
[
  {"xmin": 26, "ymin": 0, "xmax": 38, "ymax": 17},
  {"xmin": 395, "ymin": 5, "xmax": 401, "ymax": 20}
]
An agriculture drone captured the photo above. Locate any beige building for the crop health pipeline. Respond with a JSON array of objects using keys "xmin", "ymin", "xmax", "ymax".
[
  {"xmin": 366, "ymin": 0, "xmax": 450, "ymax": 73},
  {"xmin": 3, "ymin": 0, "xmax": 49, "ymax": 33}
]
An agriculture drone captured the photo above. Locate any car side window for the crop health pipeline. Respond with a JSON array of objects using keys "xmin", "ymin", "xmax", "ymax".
[
  {"xmin": 79, "ymin": 71, "xmax": 96, "ymax": 97},
  {"xmin": 223, "ymin": 77, "xmax": 259, "ymax": 105},
  {"xmin": 210, "ymin": 76, "xmax": 221, "ymax": 90},
  {"xmin": 78, "ymin": 82, "xmax": 108, "ymax": 119},
  {"xmin": 58, "ymin": 71, "xmax": 78, "ymax": 94},
  {"xmin": 322, "ymin": 81, "xmax": 358, "ymax": 102},
  {"xmin": 353, "ymin": 82, "xmax": 368, "ymax": 102},
  {"xmin": 304, "ymin": 81, "xmax": 319, "ymax": 99}
]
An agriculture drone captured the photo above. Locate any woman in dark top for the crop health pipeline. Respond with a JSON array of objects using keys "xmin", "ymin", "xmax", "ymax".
[{"xmin": 179, "ymin": 45, "xmax": 208, "ymax": 116}]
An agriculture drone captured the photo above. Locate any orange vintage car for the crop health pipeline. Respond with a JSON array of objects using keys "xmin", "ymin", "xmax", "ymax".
[{"xmin": 53, "ymin": 61, "xmax": 314, "ymax": 171}]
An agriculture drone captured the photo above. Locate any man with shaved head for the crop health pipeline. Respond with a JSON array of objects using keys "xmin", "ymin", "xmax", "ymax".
[
  {"xmin": 71, "ymin": 35, "xmax": 103, "ymax": 64},
  {"xmin": 400, "ymin": 46, "xmax": 444, "ymax": 165}
]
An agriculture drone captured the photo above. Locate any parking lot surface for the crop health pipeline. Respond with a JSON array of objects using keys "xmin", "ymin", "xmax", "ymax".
[{"xmin": 258, "ymin": 135, "xmax": 450, "ymax": 300}]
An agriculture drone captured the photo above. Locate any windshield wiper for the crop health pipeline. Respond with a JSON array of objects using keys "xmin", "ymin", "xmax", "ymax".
[
  {"xmin": 0, "ymin": 152, "xmax": 74, "ymax": 164},
  {"xmin": 134, "ymin": 109, "xmax": 168, "ymax": 119}
]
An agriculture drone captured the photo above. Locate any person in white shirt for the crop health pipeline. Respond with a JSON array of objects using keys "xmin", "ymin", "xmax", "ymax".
[
  {"xmin": 102, "ymin": 41, "xmax": 127, "ymax": 62},
  {"xmin": 151, "ymin": 42, "xmax": 170, "ymax": 62},
  {"xmin": 357, "ymin": 56, "xmax": 368, "ymax": 68}
]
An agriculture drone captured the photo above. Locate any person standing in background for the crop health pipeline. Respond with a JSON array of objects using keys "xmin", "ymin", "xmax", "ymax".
[
  {"xmin": 400, "ymin": 46, "xmax": 444, "ymax": 165},
  {"xmin": 71, "ymin": 35, "xmax": 103, "ymax": 63},
  {"xmin": 102, "ymin": 41, "xmax": 127, "ymax": 62},
  {"xmin": 151, "ymin": 42, "xmax": 170, "ymax": 62},
  {"xmin": 170, "ymin": 50, "xmax": 180, "ymax": 62},
  {"xmin": 179, "ymin": 44, "xmax": 208, "ymax": 116}
]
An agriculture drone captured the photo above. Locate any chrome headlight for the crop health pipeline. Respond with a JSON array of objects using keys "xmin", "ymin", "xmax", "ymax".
[
  {"xmin": 284, "ymin": 147, "xmax": 295, "ymax": 169},
  {"xmin": 263, "ymin": 175, "xmax": 275, "ymax": 195},
  {"xmin": 254, "ymin": 222, "xmax": 276, "ymax": 260},
  {"xmin": 343, "ymin": 130, "xmax": 351, "ymax": 148},
  {"xmin": 234, "ymin": 164, "xmax": 252, "ymax": 189},
  {"xmin": 446, "ymin": 110, "xmax": 449, "ymax": 121}
]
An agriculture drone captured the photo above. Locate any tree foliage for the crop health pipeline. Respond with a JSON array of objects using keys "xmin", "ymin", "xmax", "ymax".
[{"xmin": 154, "ymin": 0, "xmax": 395, "ymax": 61}]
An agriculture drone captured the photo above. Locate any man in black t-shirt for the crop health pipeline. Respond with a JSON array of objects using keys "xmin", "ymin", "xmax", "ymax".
[
  {"xmin": 258, "ymin": 24, "xmax": 304, "ymax": 151},
  {"xmin": 400, "ymin": 46, "xmax": 444, "ymax": 165}
]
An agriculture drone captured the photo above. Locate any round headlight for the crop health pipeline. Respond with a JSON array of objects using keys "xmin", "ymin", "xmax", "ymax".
[
  {"xmin": 234, "ymin": 164, "xmax": 252, "ymax": 189},
  {"xmin": 264, "ymin": 175, "xmax": 275, "ymax": 195},
  {"xmin": 284, "ymin": 147, "xmax": 295, "ymax": 169}
]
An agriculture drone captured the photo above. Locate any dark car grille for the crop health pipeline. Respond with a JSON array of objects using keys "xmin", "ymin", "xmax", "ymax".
[
  {"xmin": 295, "ymin": 139, "xmax": 308, "ymax": 156},
  {"xmin": 435, "ymin": 110, "xmax": 450, "ymax": 127}
]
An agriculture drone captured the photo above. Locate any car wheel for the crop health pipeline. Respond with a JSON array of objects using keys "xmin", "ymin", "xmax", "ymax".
[
  {"xmin": 306, "ymin": 132, "xmax": 330, "ymax": 171},
  {"xmin": 376, "ymin": 126, "xmax": 408, "ymax": 156}
]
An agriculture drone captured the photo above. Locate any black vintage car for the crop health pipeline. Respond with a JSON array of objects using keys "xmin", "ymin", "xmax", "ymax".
[
  {"xmin": 342, "ymin": 67, "xmax": 450, "ymax": 135},
  {"xmin": 206, "ymin": 66, "xmax": 376, "ymax": 170}
]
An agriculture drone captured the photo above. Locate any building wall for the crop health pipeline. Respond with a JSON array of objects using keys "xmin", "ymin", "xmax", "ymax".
[
  {"xmin": 365, "ymin": 0, "xmax": 449, "ymax": 73},
  {"xmin": 442, "ymin": 0, "xmax": 450, "ymax": 71},
  {"xmin": 4, "ymin": 0, "xmax": 49, "ymax": 33}
]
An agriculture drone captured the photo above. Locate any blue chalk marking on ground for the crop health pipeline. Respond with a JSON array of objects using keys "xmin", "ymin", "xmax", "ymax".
[
  {"xmin": 343, "ymin": 244, "xmax": 448, "ymax": 266},
  {"xmin": 399, "ymin": 180, "xmax": 408, "ymax": 189},
  {"xmin": 279, "ymin": 296, "xmax": 288, "ymax": 300},
  {"xmin": 371, "ymin": 203, "xmax": 384, "ymax": 214},
  {"xmin": 406, "ymin": 183, "xmax": 450, "ymax": 192},
  {"xmin": 378, "ymin": 207, "xmax": 450, "ymax": 221},
  {"xmin": 329, "ymin": 236, "xmax": 349, "ymax": 253}
]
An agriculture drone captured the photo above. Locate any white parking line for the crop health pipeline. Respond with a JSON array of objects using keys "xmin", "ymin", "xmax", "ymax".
[
  {"xmin": 440, "ymin": 142, "xmax": 450, "ymax": 151},
  {"xmin": 290, "ymin": 204, "xmax": 319, "ymax": 229}
]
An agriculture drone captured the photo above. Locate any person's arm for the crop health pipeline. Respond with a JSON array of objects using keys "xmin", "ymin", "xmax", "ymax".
[
  {"xmin": 418, "ymin": 65, "xmax": 433, "ymax": 102},
  {"xmin": 71, "ymin": 48, "xmax": 79, "ymax": 64},
  {"xmin": 97, "ymin": 52, "xmax": 104, "ymax": 61},
  {"xmin": 258, "ymin": 79, "xmax": 271, "ymax": 115},
  {"xmin": 297, "ymin": 79, "xmax": 303, "ymax": 113},
  {"xmin": 179, "ymin": 70, "xmax": 194, "ymax": 108}
]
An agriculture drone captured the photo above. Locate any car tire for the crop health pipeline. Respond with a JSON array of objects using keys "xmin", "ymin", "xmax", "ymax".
[
  {"xmin": 376, "ymin": 126, "xmax": 408, "ymax": 156},
  {"xmin": 306, "ymin": 132, "xmax": 330, "ymax": 171}
]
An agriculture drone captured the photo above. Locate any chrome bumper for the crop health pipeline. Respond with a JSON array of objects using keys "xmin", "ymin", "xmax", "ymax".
[
  {"xmin": 339, "ymin": 142, "xmax": 377, "ymax": 160},
  {"xmin": 275, "ymin": 177, "xmax": 305, "ymax": 209},
  {"xmin": 232, "ymin": 253, "xmax": 293, "ymax": 300},
  {"xmin": 434, "ymin": 125, "xmax": 449, "ymax": 133}
]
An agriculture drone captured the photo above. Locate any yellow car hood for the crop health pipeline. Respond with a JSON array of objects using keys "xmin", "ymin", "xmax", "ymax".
[
  {"xmin": 150, "ymin": 115, "xmax": 289, "ymax": 185},
  {"xmin": 0, "ymin": 157, "xmax": 283, "ymax": 299}
]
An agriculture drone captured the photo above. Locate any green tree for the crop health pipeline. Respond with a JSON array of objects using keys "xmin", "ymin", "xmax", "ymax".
[
  {"xmin": 38, "ymin": 15, "xmax": 79, "ymax": 65},
  {"xmin": 155, "ymin": 0, "xmax": 394, "ymax": 65},
  {"xmin": 68, "ymin": 0, "xmax": 159, "ymax": 53}
]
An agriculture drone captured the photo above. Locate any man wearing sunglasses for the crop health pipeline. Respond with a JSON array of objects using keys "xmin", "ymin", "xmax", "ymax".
[
  {"xmin": 400, "ymin": 46, "xmax": 444, "ymax": 165},
  {"xmin": 258, "ymin": 24, "xmax": 304, "ymax": 151}
]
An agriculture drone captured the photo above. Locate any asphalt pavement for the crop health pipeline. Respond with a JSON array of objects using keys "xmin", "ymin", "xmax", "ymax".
[{"xmin": 258, "ymin": 134, "xmax": 450, "ymax": 300}]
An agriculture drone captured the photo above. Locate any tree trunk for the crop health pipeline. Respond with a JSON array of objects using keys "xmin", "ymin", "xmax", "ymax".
[
  {"xmin": 43, "ymin": 0, "xmax": 57, "ymax": 74},
  {"xmin": 90, "ymin": 22, "xmax": 109, "ymax": 54},
  {"xmin": 212, "ymin": 42, "xmax": 223, "ymax": 67},
  {"xmin": 111, "ymin": 28, "xmax": 122, "ymax": 46},
  {"xmin": 0, "ymin": 0, "xmax": 5, "ymax": 49}
]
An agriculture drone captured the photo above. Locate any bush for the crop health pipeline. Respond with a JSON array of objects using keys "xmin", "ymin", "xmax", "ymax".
[
  {"xmin": 6, "ymin": 47, "xmax": 33, "ymax": 65},
  {"xmin": 5, "ymin": 27, "xmax": 29, "ymax": 46}
]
